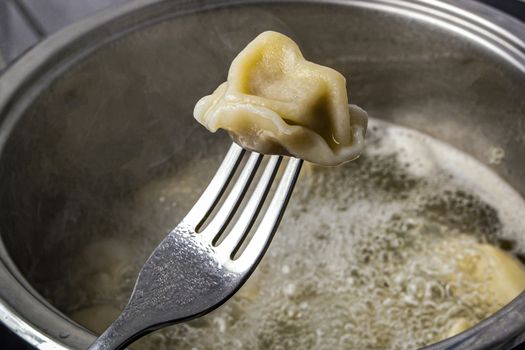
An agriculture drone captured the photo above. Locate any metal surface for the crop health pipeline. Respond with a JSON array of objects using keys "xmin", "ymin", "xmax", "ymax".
[
  {"xmin": 0, "ymin": 0, "xmax": 524, "ymax": 349},
  {"xmin": 17, "ymin": 0, "xmax": 129, "ymax": 35},
  {"xmin": 88, "ymin": 144, "xmax": 302, "ymax": 349}
]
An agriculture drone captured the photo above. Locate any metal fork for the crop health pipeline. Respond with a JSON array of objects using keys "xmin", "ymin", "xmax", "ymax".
[{"xmin": 88, "ymin": 143, "xmax": 303, "ymax": 350}]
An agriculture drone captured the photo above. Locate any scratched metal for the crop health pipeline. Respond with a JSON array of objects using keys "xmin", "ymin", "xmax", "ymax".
[
  {"xmin": 89, "ymin": 224, "xmax": 240, "ymax": 350},
  {"xmin": 87, "ymin": 145, "xmax": 302, "ymax": 349}
]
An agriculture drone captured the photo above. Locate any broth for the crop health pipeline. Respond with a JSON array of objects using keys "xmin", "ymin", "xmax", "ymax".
[{"xmin": 35, "ymin": 118, "xmax": 525, "ymax": 350}]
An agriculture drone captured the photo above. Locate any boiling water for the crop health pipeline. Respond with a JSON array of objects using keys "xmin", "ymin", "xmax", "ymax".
[{"xmin": 42, "ymin": 119, "xmax": 525, "ymax": 350}]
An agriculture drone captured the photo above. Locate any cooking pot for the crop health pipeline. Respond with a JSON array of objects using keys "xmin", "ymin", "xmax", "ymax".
[{"xmin": 1, "ymin": 0, "xmax": 525, "ymax": 349}]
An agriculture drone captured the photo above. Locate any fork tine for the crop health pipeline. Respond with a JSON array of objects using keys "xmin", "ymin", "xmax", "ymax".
[
  {"xmin": 200, "ymin": 152, "xmax": 263, "ymax": 242},
  {"xmin": 234, "ymin": 157, "xmax": 303, "ymax": 269},
  {"xmin": 217, "ymin": 155, "xmax": 282, "ymax": 257},
  {"xmin": 183, "ymin": 143, "xmax": 244, "ymax": 229}
]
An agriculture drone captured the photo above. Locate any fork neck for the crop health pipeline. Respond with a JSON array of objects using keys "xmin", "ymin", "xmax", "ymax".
[{"xmin": 87, "ymin": 312, "xmax": 150, "ymax": 350}]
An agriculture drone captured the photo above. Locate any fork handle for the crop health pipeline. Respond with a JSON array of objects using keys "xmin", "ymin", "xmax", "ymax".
[{"xmin": 87, "ymin": 309, "xmax": 147, "ymax": 350}]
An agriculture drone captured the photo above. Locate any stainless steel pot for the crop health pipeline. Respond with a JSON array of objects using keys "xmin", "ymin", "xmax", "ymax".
[{"xmin": 0, "ymin": 0, "xmax": 524, "ymax": 349}]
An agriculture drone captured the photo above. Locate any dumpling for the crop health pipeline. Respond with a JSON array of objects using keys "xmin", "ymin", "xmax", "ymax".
[
  {"xmin": 455, "ymin": 243, "xmax": 525, "ymax": 307},
  {"xmin": 438, "ymin": 240, "xmax": 525, "ymax": 339},
  {"xmin": 193, "ymin": 31, "xmax": 367, "ymax": 166}
]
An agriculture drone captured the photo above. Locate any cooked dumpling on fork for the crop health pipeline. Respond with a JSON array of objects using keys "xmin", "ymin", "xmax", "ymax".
[{"xmin": 194, "ymin": 31, "xmax": 368, "ymax": 166}]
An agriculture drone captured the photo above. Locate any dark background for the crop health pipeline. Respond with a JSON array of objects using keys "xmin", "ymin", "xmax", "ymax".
[{"xmin": 0, "ymin": 0, "xmax": 524, "ymax": 349}]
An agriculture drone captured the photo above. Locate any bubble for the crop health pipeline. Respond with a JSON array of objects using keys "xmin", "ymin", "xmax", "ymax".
[{"xmin": 488, "ymin": 147, "xmax": 505, "ymax": 165}]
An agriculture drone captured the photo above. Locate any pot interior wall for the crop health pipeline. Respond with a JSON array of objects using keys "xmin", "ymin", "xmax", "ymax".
[{"xmin": 0, "ymin": 0, "xmax": 524, "ymax": 337}]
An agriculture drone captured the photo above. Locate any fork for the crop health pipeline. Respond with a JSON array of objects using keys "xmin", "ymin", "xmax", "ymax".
[{"xmin": 88, "ymin": 143, "xmax": 303, "ymax": 350}]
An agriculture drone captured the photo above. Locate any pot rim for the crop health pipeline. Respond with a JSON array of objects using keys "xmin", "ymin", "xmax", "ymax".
[{"xmin": 0, "ymin": 1, "xmax": 524, "ymax": 349}]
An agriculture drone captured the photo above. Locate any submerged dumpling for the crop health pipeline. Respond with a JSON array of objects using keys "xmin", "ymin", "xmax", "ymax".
[
  {"xmin": 455, "ymin": 243, "xmax": 525, "ymax": 307},
  {"xmin": 439, "ymin": 240, "xmax": 525, "ymax": 338},
  {"xmin": 194, "ymin": 31, "xmax": 367, "ymax": 166}
]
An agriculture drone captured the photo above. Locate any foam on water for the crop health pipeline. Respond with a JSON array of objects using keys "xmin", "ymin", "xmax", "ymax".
[{"xmin": 50, "ymin": 119, "xmax": 525, "ymax": 349}]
